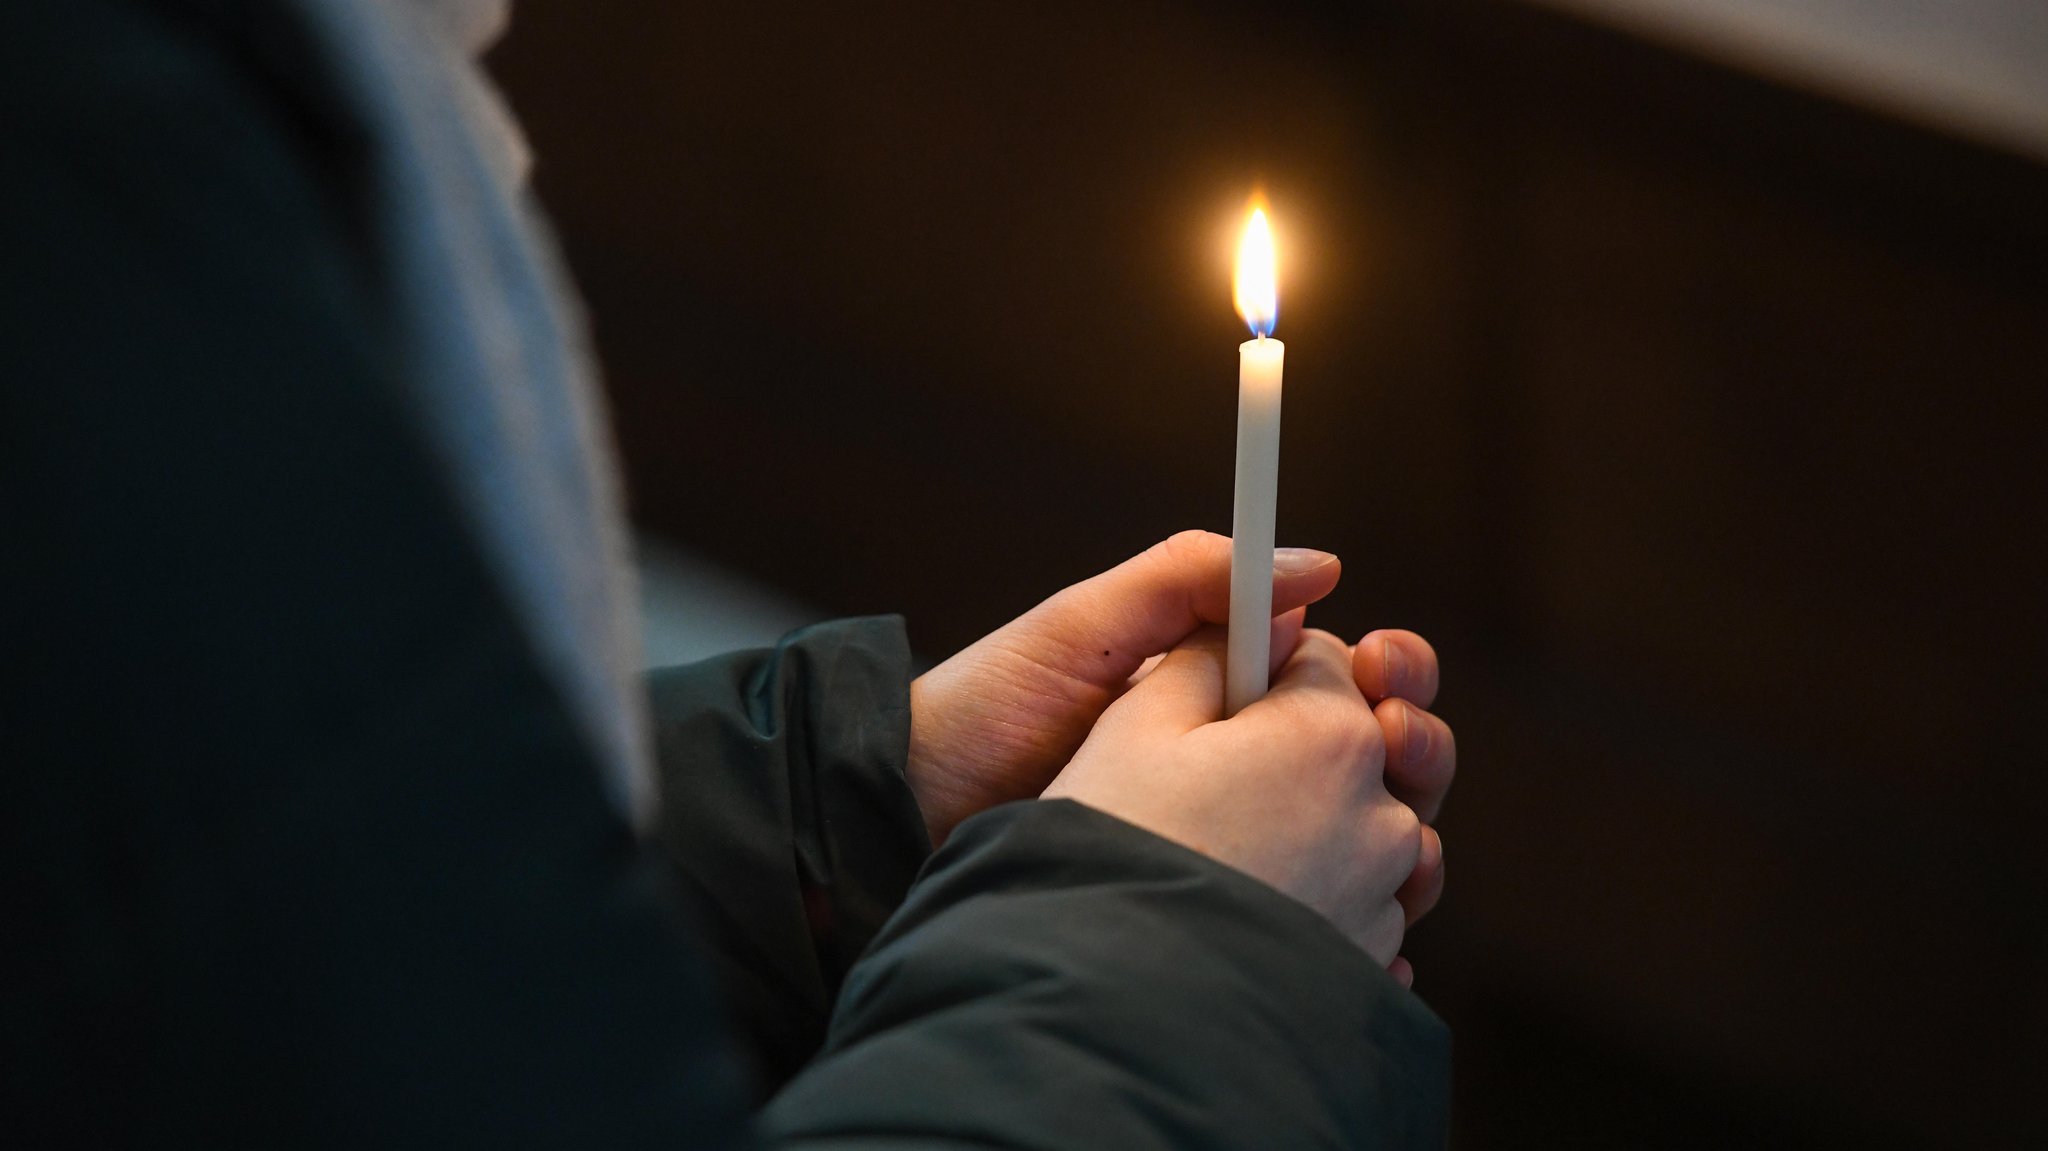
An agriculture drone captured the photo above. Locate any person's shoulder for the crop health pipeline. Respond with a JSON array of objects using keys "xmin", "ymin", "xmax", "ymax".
[
  {"xmin": 0, "ymin": 0, "xmax": 390, "ymax": 384},
  {"xmin": 1, "ymin": 0, "xmax": 367, "ymax": 231}
]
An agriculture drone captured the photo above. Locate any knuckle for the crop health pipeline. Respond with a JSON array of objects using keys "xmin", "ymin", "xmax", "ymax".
[
  {"xmin": 1317, "ymin": 701, "xmax": 1383, "ymax": 767},
  {"xmin": 1287, "ymin": 631, "xmax": 1362, "ymax": 695},
  {"xmin": 1299, "ymin": 627, "xmax": 1350, "ymax": 660},
  {"xmin": 1384, "ymin": 802, "xmax": 1424, "ymax": 865},
  {"xmin": 1155, "ymin": 529, "xmax": 1222, "ymax": 566},
  {"xmin": 1353, "ymin": 712, "xmax": 1389, "ymax": 767}
]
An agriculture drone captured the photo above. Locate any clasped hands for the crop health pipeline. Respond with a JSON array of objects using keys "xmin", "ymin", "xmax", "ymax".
[{"xmin": 908, "ymin": 531, "xmax": 1455, "ymax": 985}]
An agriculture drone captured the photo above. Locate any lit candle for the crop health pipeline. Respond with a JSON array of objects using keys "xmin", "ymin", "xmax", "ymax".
[{"xmin": 1226, "ymin": 205, "xmax": 1283, "ymax": 717}]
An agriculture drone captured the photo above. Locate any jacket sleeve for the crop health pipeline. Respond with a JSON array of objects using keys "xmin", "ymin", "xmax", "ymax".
[
  {"xmin": 646, "ymin": 616, "xmax": 935, "ymax": 1096},
  {"xmin": 761, "ymin": 800, "xmax": 1453, "ymax": 1151}
]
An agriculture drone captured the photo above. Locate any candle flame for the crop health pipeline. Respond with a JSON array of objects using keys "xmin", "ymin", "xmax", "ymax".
[{"xmin": 1234, "ymin": 206, "xmax": 1278, "ymax": 338}]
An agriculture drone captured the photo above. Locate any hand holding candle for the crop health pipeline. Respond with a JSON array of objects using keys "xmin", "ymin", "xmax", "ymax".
[{"xmin": 1226, "ymin": 206, "xmax": 1284, "ymax": 717}]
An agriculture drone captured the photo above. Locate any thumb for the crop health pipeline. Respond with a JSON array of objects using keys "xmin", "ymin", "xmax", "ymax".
[{"xmin": 1011, "ymin": 530, "xmax": 1340, "ymax": 692}]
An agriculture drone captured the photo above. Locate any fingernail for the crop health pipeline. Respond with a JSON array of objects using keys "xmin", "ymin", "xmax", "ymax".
[
  {"xmin": 1403, "ymin": 700, "xmax": 1433, "ymax": 763},
  {"xmin": 1273, "ymin": 547, "xmax": 1336, "ymax": 575},
  {"xmin": 1383, "ymin": 636, "xmax": 1410, "ymax": 688}
]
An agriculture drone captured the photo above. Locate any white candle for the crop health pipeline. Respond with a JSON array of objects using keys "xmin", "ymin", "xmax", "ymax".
[{"xmin": 1226, "ymin": 207, "xmax": 1283, "ymax": 717}]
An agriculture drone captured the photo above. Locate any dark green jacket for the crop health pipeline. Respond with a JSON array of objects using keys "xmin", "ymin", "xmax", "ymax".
[{"xmin": 1, "ymin": 1, "xmax": 1449, "ymax": 1146}]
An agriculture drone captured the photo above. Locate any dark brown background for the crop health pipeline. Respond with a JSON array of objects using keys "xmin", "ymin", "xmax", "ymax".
[{"xmin": 492, "ymin": 1, "xmax": 2048, "ymax": 1144}]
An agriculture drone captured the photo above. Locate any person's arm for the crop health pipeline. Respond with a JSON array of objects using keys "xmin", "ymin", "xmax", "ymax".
[
  {"xmin": 768, "ymin": 803, "xmax": 1450, "ymax": 1150},
  {"xmin": 646, "ymin": 617, "xmax": 933, "ymax": 1096}
]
